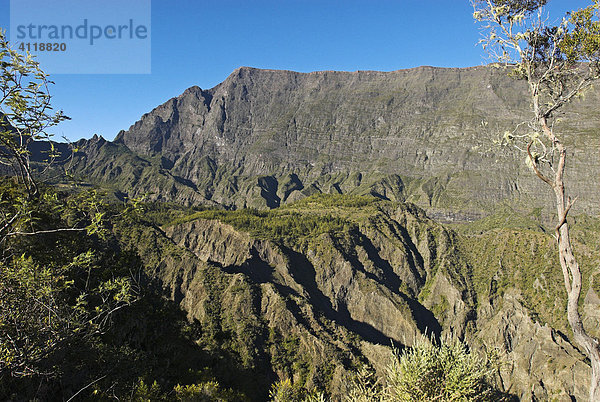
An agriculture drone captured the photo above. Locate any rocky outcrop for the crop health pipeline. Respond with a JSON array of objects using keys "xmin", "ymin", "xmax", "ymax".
[
  {"xmin": 163, "ymin": 217, "xmax": 427, "ymax": 349},
  {"xmin": 69, "ymin": 135, "xmax": 216, "ymax": 206},
  {"xmin": 476, "ymin": 289, "xmax": 589, "ymax": 401}
]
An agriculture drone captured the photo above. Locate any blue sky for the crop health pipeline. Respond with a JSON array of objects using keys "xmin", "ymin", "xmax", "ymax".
[{"xmin": 0, "ymin": 0, "xmax": 589, "ymax": 142}]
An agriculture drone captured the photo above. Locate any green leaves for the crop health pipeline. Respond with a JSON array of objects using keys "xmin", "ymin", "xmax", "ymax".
[
  {"xmin": 385, "ymin": 337, "xmax": 499, "ymax": 401},
  {"xmin": 474, "ymin": 0, "xmax": 600, "ymax": 116},
  {"xmin": 344, "ymin": 336, "xmax": 507, "ymax": 401},
  {"xmin": 0, "ymin": 29, "xmax": 69, "ymax": 198},
  {"xmin": 0, "ymin": 184, "xmax": 137, "ymax": 383},
  {"xmin": 559, "ymin": 0, "xmax": 600, "ymax": 63},
  {"xmin": 473, "ymin": 0, "xmax": 600, "ymax": 176}
]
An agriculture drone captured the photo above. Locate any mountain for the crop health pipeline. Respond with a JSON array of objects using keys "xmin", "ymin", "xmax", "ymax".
[
  {"xmin": 113, "ymin": 195, "xmax": 598, "ymax": 400},
  {"xmin": 70, "ymin": 65, "xmax": 600, "ymax": 221},
  {"xmin": 12, "ymin": 65, "xmax": 600, "ymax": 399}
]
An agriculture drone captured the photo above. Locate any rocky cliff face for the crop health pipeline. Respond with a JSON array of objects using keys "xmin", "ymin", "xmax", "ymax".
[
  {"xmin": 73, "ymin": 65, "xmax": 600, "ymax": 218},
  {"xmin": 475, "ymin": 289, "xmax": 590, "ymax": 400},
  {"xmin": 114, "ymin": 196, "xmax": 596, "ymax": 400}
]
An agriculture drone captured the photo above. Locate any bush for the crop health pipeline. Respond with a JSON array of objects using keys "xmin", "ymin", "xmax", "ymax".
[
  {"xmin": 345, "ymin": 336, "xmax": 513, "ymax": 402},
  {"xmin": 386, "ymin": 337, "xmax": 496, "ymax": 401}
]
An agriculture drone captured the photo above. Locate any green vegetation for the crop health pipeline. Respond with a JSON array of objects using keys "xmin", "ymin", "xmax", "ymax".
[
  {"xmin": 0, "ymin": 31, "xmax": 68, "ymax": 198},
  {"xmin": 384, "ymin": 338, "xmax": 508, "ymax": 401},
  {"xmin": 170, "ymin": 195, "xmax": 363, "ymax": 246},
  {"xmin": 457, "ymin": 211, "xmax": 600, "ymax": 338},
  {"xmin": 0, "ymin": 181, "xmax": 250, "ymax": 400},
  {"xmin": 344, "ymin": 337, "xmax": 512, "ymax": 401}
]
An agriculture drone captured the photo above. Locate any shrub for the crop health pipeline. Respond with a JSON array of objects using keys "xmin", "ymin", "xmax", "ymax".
[
  {"xmin": 345, "ymin": 336, "xmax": 512, "ymax": 402},
  {"xmin": 385, "ymin": 337, "xmax": 500, "ymax": 401}
]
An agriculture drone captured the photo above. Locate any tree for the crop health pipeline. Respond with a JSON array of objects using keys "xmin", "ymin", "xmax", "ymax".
[
  {"xmin": 0, "ymin": 29, "xmax": 69, "ymax": 240},
  {"xmin": 472, "ymin": 0, "xmax": 600, "ymax": 399},
  {"xmin": 0, "ymin": 30, "xmax": 137, "ymax": 398}
]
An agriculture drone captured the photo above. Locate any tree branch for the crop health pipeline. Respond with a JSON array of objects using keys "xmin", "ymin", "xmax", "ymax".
[
  {"xmin": 5, "ymin": 227, "xmax": 87, "ymax": 237},
  {"xmin": 65, "ymin": 374, "xmax": 107, "ymax": 402},
  {"xmin": 0, "ymin": 212, "xmax": 21, "ymax": 237},
  {"xmin": 556, "ymin": 196, "xmax": 577, "ymax": 235},
  {"xmin": 527, "ymin": 141, "xmax": 554, "ymax": 187}
]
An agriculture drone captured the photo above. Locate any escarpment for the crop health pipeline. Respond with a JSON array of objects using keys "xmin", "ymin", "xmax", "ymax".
[
  {"xmin": 112, "ymin": 196, "xmax": 596, "ymax": 400},
  {"xmin": 67, "ymin": 66, "xmax": 599, "ymax": 219}
]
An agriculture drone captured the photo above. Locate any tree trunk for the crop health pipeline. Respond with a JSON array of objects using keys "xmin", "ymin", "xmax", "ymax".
[
  {"xmin": 551, "ymin": 145, "xmax": 600, "ymax": 401},
  {"xmin": 591, "ymin": 355, "xmax": 600, "ymax": 401}
]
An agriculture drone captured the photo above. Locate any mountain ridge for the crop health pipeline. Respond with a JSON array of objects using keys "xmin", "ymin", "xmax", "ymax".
[{"xmin": 68, "ymin": 64, "xmax": 599, "ymax": 220}]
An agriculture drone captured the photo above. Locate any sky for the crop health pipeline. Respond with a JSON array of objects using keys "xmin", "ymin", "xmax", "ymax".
[{"xmin": 0, "ymin": 0, "xmax": 591, "ymax": 142}]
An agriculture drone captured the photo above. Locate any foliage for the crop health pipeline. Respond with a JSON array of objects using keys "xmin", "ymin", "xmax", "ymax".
[
  {"xmin": 173, "ymin": 381, "xmax": 233, "ymax": 401},
  {"xmin": 173, "ymin": 207, "xmax": 355, "ymax": 246},
  {"xmin": 131, "ymin": 379, "xmax": 238, "ymax": 401},
  {"xmin": 0, "ymin": 29, "xmax": 85, "ymax": 245},
  {"xmin": 473, "ymin": 0, "xmax": 600, "ymax": 151},
  {"xmin": 0, "ymin": 253, "xmax": 132, "ymax": 376},
  {"xmin": 345, "ymin": 337, "xmax": 510, "ymax": 402},
  {"xmin": 0, "ymin": 30, "xmax": 68, "ymax": 198},
  {"xmin": 268, "ymin": 379, "xmax": 327, "ymax": 402},
  {"xmin": 0, "ymin": 182, "xmax": 108, "ymax": 246},
  {"xmin": 345, "ymin": 366, "xmax": 384, "ymax": 402},
  {"xmin": 385, "ymin": 338, "xmax": 501, "ymax": 401},
  {"xmin": 269, "ymin": 379, "xmax": 304, "ymax": 402},
  {"xmin": 131, "ymin": 380, "xmax": 164, "ymax": 401},
  {"xmin": 0, "ymin": 184, "xmax": 256, "ymax": 400},
  {"xmin": 0, "ymin": 183, "xmax": 137, "ymax": 396}
]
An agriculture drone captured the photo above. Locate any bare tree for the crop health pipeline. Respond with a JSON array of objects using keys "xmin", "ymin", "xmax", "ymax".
[{"xmin": 472, "ymin": 0, "xmax": 600, "ymax": 399}]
